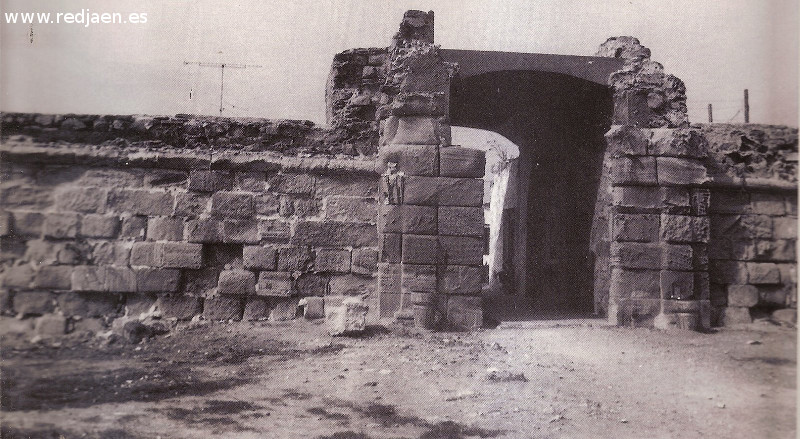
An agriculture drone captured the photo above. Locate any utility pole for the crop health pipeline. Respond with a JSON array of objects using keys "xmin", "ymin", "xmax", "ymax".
[
  {"xmin": 743, "ymin": 89, "xmax": 750, "ymax": 123},
  {"xmin": 183, "ymin": 61, "xmax": 263, "ymax": 116},
  {"xmin": 708, "ymin": 104, "xmax": 713, "ymax": 123}
]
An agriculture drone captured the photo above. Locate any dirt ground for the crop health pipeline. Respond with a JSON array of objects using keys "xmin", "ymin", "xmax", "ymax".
[{"xmin": 0, "ymin": 317, "xmax": 796, "ymax": 439}]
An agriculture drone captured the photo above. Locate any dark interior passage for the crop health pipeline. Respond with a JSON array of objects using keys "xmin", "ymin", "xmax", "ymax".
[{"xmin": 450, "ymin": 70, "xmax": 614, "ymax": 319}]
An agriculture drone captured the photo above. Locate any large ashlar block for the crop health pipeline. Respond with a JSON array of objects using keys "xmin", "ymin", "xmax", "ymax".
[
  {"xmin": 378, "ymin": 263, "xmax": 401, "ymax": 294},
  {"xmin": 612, "ymin": 213, "xmax": 659, "ymax": 242},
  {"xmin": 438, "ymin": 265, "xmax": 485, "ymax": 295},
  {"xmin": 292, "ymin": 221, "xmax": 378, "ymax": 248},
  {"xmin": 746, "ymin": 262, "xmax": 780, "ymax": 285},
  {"xmin": 388, "ymin": 116, "xmax": 445, "ymax": 145},
  {"xmin": 438, "ymin": 206, "xmax": 484, "ymax": 237},
  {"xmin": 610, "ymin": 268, "xmax": 660, "ymax": 300},
  {"xmin": 327, "ymin": 296, "xmax": 368, "ymax": 336},
  {"xmin": 402, "ymin": 234, "xmax": 440, "ymax": 264},
  {"xmin": 605, "ymin": 125, "xmax": 649, "ymax": 157},
  {"xmin": 610, "ymin": 242, "xmax": 660, "ymax": 269},
  {"xmin": 446, "ymin": 295, "xmax": 482, "ymax": 330},
  {"xmin": 660, "ymin": 214, "xmax": 710, "ymax": 243},
  {"xmin": 727, "ymin": 284, "xmax": 759, "ymax": 307},
  {"xmin": 377, "ymin": 144, "xmax": 439, "ymax": 176},
  {"xmin": 390, "ymin": 92, "xmax": 447, "ymax": 117},
  {"xmin": 611, "ymin": 156, "xmax": 657, "ymax": 186},
  {"xmin": 750, "ymin": 193, "xmax": 786, "ymax": 216},
  {"xmin": 378, "ymin": 205, "xmax": 438, "ymax": 235},
  {"xmin": 401, "ymin": 264, "xmax": 437, "ymax": 292},
  {"xmin": 648, "ymin": 128, "xmax": 708, "ymax": 158},
  {"xmin": 217, "ymin": 270, "xmax": 257, "ymax": 296},
  {"xmin": 257, "ymin": 271, "xmax": 292, "ymax": 297},
  {"xmin": 379, "ymin": 233, "xmax": 402, "ymax": 263},
  {"xmin": 204, "ymin": 296, "xmax": 244, "ymax": 321},
  {"xmin": 403, "ymin": 176, "xmax": 483, "ymax": 207},
  {"xmin": 659, "ymin": 270, "xmax": 694, "ymax": 300},
  {"xmin": 656, "ymin": 157, "xmax": 708, "ymax": 186},
  {"xmin": 438, "ymin": 236, "xmax": 484, "ymax": 265},
  {"xmin": 659, "ymin": 243, "xmax": 694, "ymax": 270},
  {"xmin": 439, "ymin": 147, "xmax": 486, "ymax": 178}
]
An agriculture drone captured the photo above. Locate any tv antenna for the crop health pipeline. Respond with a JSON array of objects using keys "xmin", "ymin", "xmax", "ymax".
[{"xmin": 183, "ymin": 61, "xmax": 263, "ymax": 116}]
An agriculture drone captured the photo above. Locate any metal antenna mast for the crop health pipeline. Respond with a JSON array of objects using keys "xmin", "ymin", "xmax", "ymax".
[{"xmin": 183, "ymin": 61, "xmax": 263, "ymax": 116}]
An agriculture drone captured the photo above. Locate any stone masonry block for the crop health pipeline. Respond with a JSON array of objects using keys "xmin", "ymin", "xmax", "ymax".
[
  {"xmin": 660, "ymin": 243, "xmax": 693, "ymax": 271},
  {"xmin": 773, "ymin": 217, "xmax": 796, "ymax": 239},
  {"xmin": 612, "ymin": 214, "xmax": 659, "ymax": 242},
  {"xmin": 92, "ymin": 242, "xmax": 130, "ymax": 266},
  {"xmin": 161, "ymin": 243, "xmax": 203, "ymax": 269},
  {"xmin": 648, "ymin": 128, "xmax": 708, "ymax": 158},
  {"xmin": 727, "ymin": 285, "xmax": 759, "ymax": 307},
  {"xmin": 326, "ymin": 196, "xmax": 376, "ymax": 223},
  {"xmin": 610, "ymin": 242, "xmax": 660, "ymax": 269},
  {"xmin": 605, "ymin": 125, "xmax": 648, "ymax": 157},
  {"xmin": 721, "ymin": 306, "xmax": 752, "ymax": 325},
  {"xmin": 709, "ymin": 260, "xmax": 749, "ymax": 284},
  {"xmin": 328, "ymin": 274, "xmax": 375, "ymax": 296},
  {"xmin": 656, "ymin": 157, "xmax": 708, "ymax": 186},
  {"xmin": 439, "ymin": 236, "xmax": 483, "ymax": 265},
  {"xmin": 660, "ymin": 214, "xmax": 710, "ymax": 243},
  {"xmin": 401, "ymin": 264, "xmax": 437, "ymax": 292},
  {"xmin": 378, "ymin": 263, "xmax": 401, "ymax": 294},
  {"xmin": 211, "ymin": 192, "xmax": 255, "ymax": 219},
  {"xmin": 402, "ymin": 205, "xmax": 438, "ymax": 235},
  {"xmin": 44, "ymin": 213, "xmax": 79, "ymax": 239},
  {"xmin": 108, "ymin": 190, "xmax": 174, "ymax": 216},
  {"xmin": 660, "ymin": 270, "xmax": 694, "ymax": 300},
  {"xmin": 147, "ymin": 217, "xmax": 184, "ymax": 241},
  {"xmin": 104, "ymin": 266, "xmax": 137, "ymax": 293},
  {"xmin": 711, "ymin": 215, "xmax": 772, "ymax": 240},
  {"xmin": 13, "ymin": 291, "xmax": 54, "ymax": 316},
  {"xmin": 438, "ymin": 265, "xmax": 484, "ymax": 295},
  {"xmin": 611, "ymin": 156, "xmax": 657, "ymax": 186},
  {"xmin": 156, "ymin": 295, "xmax": 203, "ymax": 320},
  {"xmin": 130, "ymin": 242, "xmax": 163, "ymax": 267},
  {"xmin": 438, "ymin": 206, "xmax": 484, "ymax": 237},
  {"xmin": 747, "ymin": 262, "xmax": 780, "ymax": 285},
  {"xmin": 256, "ymin": 193, "xmax": 280, "ymax": 216},
  {"xmin": 136, "ymin": 268, "xmax": 180, "ymax": 293},
  {"xmin": 314, "ymin": 248, "xmax": 351, "ymax": 273},
  {"xmin": 57, "ymin": 291, "xmax": 119, "ymax": 318},
  {"xmin": 439, "ymin": 147, "xmax": 486, "ymax": 178},
  {"xmin": 217, "ymin": 269, "xmax": 257, "ymax": 296},
  {"xmin": 175, "ymin": 192, "xmax": 209, "ymax": 217},
  {"xmin": 80, "ymin": 214, "xmax": 121, "ymax": 238},
  {"xmin": 0, "ymin": 211, "xmax": 11, "ymax": 236},
  {"xmin": 277, "ymin": 247, "xmax": 314, "ymax": 272},
  {"xmin": 379, "ymin": 233, "xmax": 402, "ymax": 263},
  {"xmin": 352, "ymin": 248, "xmax": 378, "ymax": 275},
  {"xmin": 243, "ymin": 297, "xmax": 271, "ymax": 320},
  {"xmin": 612, "ymin": 187, "xmax": 691, "ymax": 212},
  {"xmin": 378, "ymin": 205, "xmax": 403, "ymax": 233},
  {"xmin": 10, "ymin": 211, "xmax": 44, "ymax": 237},
  {"xmin": 710, "ymin": 191, "xmax": 751, "ymax": 214},
  {"xmin": 292, "ymin": 221, "xmax": 377, "ymax": 247},
  {"xmin": 257, "ymin": 271, "xmax": 292, "ymax": 297},
  {"xmin": 695, "ymin": 272, "xmax": 711, "ymax": 300},
  {"xmin": 268, "ymin": 173, "xmax": 316, "ymax": 196},
  {"xmin": 403, "ymin": 177, "xmax": 483, "ymax": 207},
  {"xmin": 390, "ymin": 116, "xmax": 441, "ymax": 145},
  {"xmin": 446, "ymin": 295, "xmax": 483, "ymax": 330},
  {"xmin": 377, "ymin": 144, "xmax": 439, "ymax": 176},
  {"xmin": 186, "ymin": 219, "xmax": 223, "ymax": 243},
  {"xmin": 610, "ymin": 268, "xmax": 659, "ymax": 299},
  {"xmin": 295, "ymin": 273, "xmax": 329, "ymax": 296},
  {"xmin": 259, "ymin": 219, "xmax": 291, "ymax": 242},
  {"xmin": 1, "ymin": 264, "xmax": 35, "ymax": 289},
  {"xmin": 204, "ymin": 296, "xmax": 244, "ymax": 321},
  {"xmin": 54, "ymin": 187, "xmax": 107, "ymax": 213},
  {"xmin": 402, "ymin": 235, "xmax": 440, "ymax": 264},
  {"xmin": 71, "ymin": 266, "xmax": 106, "ymax": 291},
  {"xmin": 750, "ymin": 193, "xmax": 786, "ymax": 216},
  {"xmin": 223, "ymin": 220, "xmax": 260, "ymax": 244},
  {"xmin": 33, "ymin": 266, "xmax": 73, "ymax": 290},
  {"xmin": 243, "ymin": 246, "xmax": 277, "ymax": 270},
  {"xmin": 187, "ymin": 170, "xmax": 233, "ymax": 192},
  {"xmin": 120, "ymin": 216, "xmax": 147, "ymax": 240}
]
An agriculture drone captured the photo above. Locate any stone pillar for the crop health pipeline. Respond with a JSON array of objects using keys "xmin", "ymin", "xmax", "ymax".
[
  {"xmin": 376, "ymin": 10, "xmax": 485, "ymax": 330},
  {"xmin": 599, "ymin": 37, "xmax": 711, "ymax": 331}
]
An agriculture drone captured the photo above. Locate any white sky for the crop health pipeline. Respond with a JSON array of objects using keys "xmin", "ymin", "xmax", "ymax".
[{"xmin": 1, "ymin": 0, "xmax": 798, "ymax": 126}]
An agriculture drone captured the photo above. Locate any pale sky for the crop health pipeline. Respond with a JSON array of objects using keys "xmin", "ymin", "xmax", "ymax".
[{"xmin": 1, "ymin": 0, "xmax": 798, "ymax": 126}]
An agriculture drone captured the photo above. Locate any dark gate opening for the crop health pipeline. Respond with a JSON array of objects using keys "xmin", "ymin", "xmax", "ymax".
[{"xmin": 450, "ymin": 70, "xmax": 614, "ymax": 320}]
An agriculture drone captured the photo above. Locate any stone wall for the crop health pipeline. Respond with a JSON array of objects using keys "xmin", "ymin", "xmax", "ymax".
[
  {"xmin": 0, "ymin": 119, "xmax": 380, "ymax": 331},
  {"xmin": 700, "ymin": 123, "xmax": 798, "ymax": 325}
]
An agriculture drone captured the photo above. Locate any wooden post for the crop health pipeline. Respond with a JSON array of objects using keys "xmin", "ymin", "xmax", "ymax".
[
  {"xmin": 708, "ymin": 104, "xmax": 713, "ymax": 123},
  {"xmin": 744, "ymin": 89, "xmax": 750, "ymax": 123}
]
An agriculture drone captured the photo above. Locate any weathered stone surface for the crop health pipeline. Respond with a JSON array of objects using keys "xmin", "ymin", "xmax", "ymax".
[
  {"xmin": 438, "ymin": 206, "xmax": 484, "ymax": 237},
  {"xmin": 608, "ymin": 298, "xmax": 662, "ymax": 327},
  {"xmin": 772, "ymin": 308, "xmax": 797, "ymax": 325},
  {"xmin": 211, "ymin": 192, "xmax": 255, "ymax": 219},
  {"xmin": 711, "ymin": 215, "xmax": 772, "ymax": 240},
  {"xmin": 612, "ymin": 214, "xmax": 659, "ymax": 242},
  {"xmin": 136, "ymin": 268, "xmax": 180, "ymax": 293},
  {"xmin": 14, "ymin": 291, "xmax": 54, "ymax": 315},
  {"xmin": 610, "ymin": 242, "xmax": 660, "ymax": 269},
  {"xmin": 773, "ymin": 217, "xmax": 797, "ymax": 239},
  {"xmin": 351, "ymin": 248, "xmax": 378, "ymax": 275},
  {"xmin": 403, "ymin": 176, "xmax": 483, "ymax": 207},
  {"xmin": 292, "ymin": 221, "xmax": 377, "ymax": 247},
  {"xmin": 147, "ymin": 217, "xmax": 184, "ymax": 241},
  {"xmin": 610, "ymin": 268, "xmax": 660, "ymax": 299},
  {"xmin": 327, "ymin": 296, "xmax": 368, "ymax": 335},
  {"xmin": 174, "ymin": 192, "xmax": 209, "ymax": 217},
  {"xmin": 70, "ymin": 266, "xmax": 106, "ymax": 292},
  {"xmin": 328, "ymin": 274, "xmax": 375, "ymax": 296},
  {"xmin": 660, "ymin": 244, "xmax": 693, "ymax": 270},
  {"xmin": 439, "ymin": 236, "xmax": 483, "ymax": 265},
  {"xmin": 257, "ymin": 271, "xmax": 292, "ymax": 297},
  {"xmin": 439, "ymin": 147, "xmax": 486, "ymax": 178},
  {"xmin": 656, "ymin": 158, "xmax": 708, "ymax": 186},
  {"xmin": 184, "ymin": 219, "xmax": 221, "ymax": 244},
  {"xmin": 243, "ymin": 297, "xmax": 271, "ymax": 320},
  {"xmin": 204, "ymin": 296, "xmax": 244, "ymax": 320},
  {"xmin": 268, "ymin": 173, "xmax": 316, "ymax": 195},
  {"xmin": 294, "ymin": 273, "xmax": 329, "ymax": 296},
  {"xmin": 710, "ymin": 191, "xmax": 751, "ymax": 214},
  {"xmin": 222, "ymin": 220, "xmax": 259, "ymax": 244},
  {"xmin": 438, "ymin": 265, "xmax": 484, "ymax": 295},
  {"xmin": 648, "ymin": 128, "xmax": 707, "ymax": 158},
  {"xmin": 108, "ymin": 190, "xmax": 174, "ymax": 216},
  {"xmin": 446, "ymin": 295, "xmax": 483, "ymax": 330},
  {"xmin": 389, "ymin": 116, "xmax": 441, "ymax": 145},
  {"xmin": 326, "ymin": 196, "xmax": 376, "ymax": 223},
  {"xmin": 747, "ymin": 262, "xmax": 780, "ymax": 284},
  {"xmin": 378, "ymin": 263, "xmax": 401, "ymax": 294},
  {"xmin": 314, "ymin": 248, "xmax": 351, "ymax": 273},
  {"xmin": 750, "ymin": 193, "xmax": 786, "ymax": 216},
  {"xmin": 606, "ymin": 125, "xmax": 648, "ymax": 157},
  {"xmin": 217, "ymin": 270, "xmax": 256, "ymax": 296},
  {"xmin": 120, "ymin": 216, "xmax": 147, "ymax": 240},
  {"xmin": 34, "ymin": 314, "xmax": 67, "ymax": 336},
  {"xmin": 277, "ymin": 247, "xmax": 314, "ymax": 272},
  {"xmin": 54, "ymin": 187, "xmax": 107, "ymax": 213},
  {"xmin": 401, "ymin": 264, "xmax": 437, "ymax": 292},
  {"xmin": 80, "ymin": 214, "xmax": 121, "ymax": 238},
  {"xmin": 270, "ymin": 298, "xmax": 299, "ymax": 321},
  {"xmin": 10, "ymin": 211, "xmax": 44, "ymax": 237},
  {"xmin": 188, "ymin": 170, "xmax": 233, "ymax": 192},
  {"xmin": 0, "ymin": 211, "xmax": 10, "ymax": 236},
  {"xmin": 377, "ymin": 144, "xmax": 439, "ymax": 176},
  {"xmin": 660, "ymin": 270, "xmax": 694, "ymax": 300},
  {"xmin": 161, "ymin": 242, "xmax": 203, "ymax": 269},
  {"xmin": 402, "ymin": 234, "xmax": 439, "ymax": 264},
  {"xmin": 660, "ymin": 214, "xmax": 710, "ymax": 243},
  {"xmin": 255, "ymin": 193, "xmax": 280, "ymax": 216},
  {"xmin": 58, "ymin": 291, "xmax": 119, "ymax": 318},
  {"xmin": 721, "ymin": 306, "xmax": 752, "ymax": 325},
  {"xmin": 611, "ymin": 156, "xmax": 657, "ymax": 185},
  {"xmin": 32, "ymin": 266, "xmax": 73, "ymax": 290},
  {"xmin": 709, "ymin": 260, "xmax": 749, "ymax": 284},
  {"xmin": 301, "ymin": 296, "xmax": 325, "ymax": 319},
  {"xmin": 243, "ymin": 246, "xmax": 277, "ymax": 270},
  {"xmin": 44, "ymin": 213, "xmax": 79, "ymax": 239},
  {"xmin": 379, "ymin": 233, "xmax": 402, "ymax": 263},
  {"xmin": 1, "ymin": 263, "xmax": 35, "ymax": 288}
]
